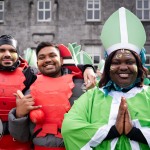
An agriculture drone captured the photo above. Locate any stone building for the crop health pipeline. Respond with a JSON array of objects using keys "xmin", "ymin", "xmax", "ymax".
[{"xmin": 0, "ymin": 0, "xmax": 150, "ymax": 68}]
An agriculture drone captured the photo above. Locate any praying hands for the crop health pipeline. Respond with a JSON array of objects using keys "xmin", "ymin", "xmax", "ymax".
[{"xmin": 115, "ymin": 97, "xmax": 133, "ymax": 135}]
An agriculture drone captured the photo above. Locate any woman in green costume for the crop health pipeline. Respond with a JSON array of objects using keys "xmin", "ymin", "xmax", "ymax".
[{"xmin": 62, "ymin": 7, "xmax": 150, "ymax": 150}]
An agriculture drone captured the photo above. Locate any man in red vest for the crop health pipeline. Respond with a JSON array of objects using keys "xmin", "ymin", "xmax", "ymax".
[
  {"xmin": 0, "ymin": 35, "xmax": 37, "ymax": 149},
  {"xmin": 9, "ymin": 42, "xmax": 96, "ymax": 150}
]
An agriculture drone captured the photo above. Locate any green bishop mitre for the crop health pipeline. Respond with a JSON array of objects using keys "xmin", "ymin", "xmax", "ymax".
[{"xmin": 100, "ymin": 7, "xmax": 146, "ymax": 55}]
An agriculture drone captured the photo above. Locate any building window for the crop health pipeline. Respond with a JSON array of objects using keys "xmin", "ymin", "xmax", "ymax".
[
  {"xmin": 136, "ymin": 0, "xmax": 150, "ymax": 21},
  {"xmin": 0, "ymin": 1, "xmax": 4, "ymax": 23},
  {"xmin": 145, "ymin": 45, "xmax": 150, "ymax": 72},
  {"xmin": 86, "ymin": 0, "xmax": 101, "ymax": 22},
  {"xmin": 37, "ymin": 0, "xmax": 51, "ymax": 22},
  {"xmin": 84, "ymin": 45, "xmax": 102, "ymax": 69},
  {"xmin": 145, "ymin": 54, "xmax": 150, "ymax": 77},
  {"xmin": 145, "ymin": 54, "xmax": 150, "ymax": 65},
  {"xmin": 145, "ymin": 44, "xmax": 150, "ymax": 77}
]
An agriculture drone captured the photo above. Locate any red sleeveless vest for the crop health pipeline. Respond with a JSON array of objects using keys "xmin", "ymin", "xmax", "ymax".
[
  {"xmin": 0, "ymin": 67, "xmax": 32, "ymax": 149},
  {"xmin": 30, "ymin": 74, "xmax": 75, "ymax": 138},
  {"xmin": 0, "ymin": 67, "xmax": 25, "ymax": 121}
]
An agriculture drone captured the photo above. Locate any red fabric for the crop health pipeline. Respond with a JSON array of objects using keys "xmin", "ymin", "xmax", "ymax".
[
  {"xmin": 66, "ymin": 66, "xmax": 83, "ymax": 78},
  {"xmin": 35, "ymin": 146, "xmax": 65, "ymax": 150},
  {"xmin": 30, "ymin": 109, "xmax": 45, "ymax": 124},
  {"xmin": 0, "ymin": 68, "xmax": 25, "ymax": 121},
  {"xmin": 57, "ymin": 44, "xmax": 72, "ymax": 58},
  {"xmin": 30, "ymin": 74, "xmax": 75, "ymax": 138},
  {"xmin": 0, "ymin": 97, "xmax": 16, "ymax": 121},
  {"xmin": 0, "ymin": 135, "xmax": 31, "ymax": 150},
  {"xmin": 19, "ymin": 56, "xmax": 29, "ymax": 69},
  {"xmin": 57, "ymin": 44, "xmax": 83, "ymax": 78}
]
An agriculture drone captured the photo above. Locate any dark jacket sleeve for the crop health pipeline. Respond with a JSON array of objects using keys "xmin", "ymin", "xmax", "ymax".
[
  {"xmin": 126, "ymin": 127, "xmax": 148, "ymax": 145},
  {"xmin": 8, "ymin": 108, "xmax": 30, "ymax": 142},
  {"xmin": 104, "ymin": 125, "xmax": 148, "ymax": 145},
  {"xmin": 104, "ymin": 125, "xmax": 120, "ymax": 141},
  {"xmin": 69, "ymin": 78, "xmax": 85, "ymax": 106},
  {"xmin": 22, "ymin": 67, "xmax": 37, "ymax": 94},
  {"xmin": 77, "ymin": 64, "xmax": 95, "ymax": 74}
]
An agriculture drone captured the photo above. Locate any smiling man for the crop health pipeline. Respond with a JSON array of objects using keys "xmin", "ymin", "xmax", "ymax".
[
  {"xmin": 8, "ymin": 42, "xmax": 96, "ymax": 150},
  {"xmin": 37, "ymin": 45, "xmax": 63, "ymax": 77},
  {"xmin": 0, "ymin": 35, "xmax": 19, "ymax": 70},
  {"xmin": 0, "ymin": 35, "xmax": 37, "ymax": 150},
  {"xmin": 0, "ymin": 45, "xmax": 18, "ymax": 67}
]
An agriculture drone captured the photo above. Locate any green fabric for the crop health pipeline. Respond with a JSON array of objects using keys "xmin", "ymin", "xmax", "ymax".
[
  {"xmin": 114, "ymin": 135, "xmax": 132, "ymax": 150},
  {"xmin": 74, "ymin": 45, "xmax": 81, "ymax": 55},
  {"xmin": 144, "ymin": 78, "xmax": 150, "ymax": 85},
  {"xmin": 98, "ymin": 59, "xmax": 105, "ymax": 70},
  {"xmin": 24, "ymin": 48, "xmax": 37, "ymax": 67},
  {"xmin": 127, "ymin": 88, "xmax": 150, "ymax": 150},
  {"xmin": 127, "ymin": 9, "xmax": 146, "ymax": 50},
  {"xmin": 62, "ymin": 86, "xmax": 150, "ymax": 150},
  {"xmin": 127, "ymin": 90, "xmax": 150, "ymax": 126},
  {"xmin": 71, "ymin": 42, "xmax": 78, "ymax": 48},
  {"xmin": 100, "ymin": 11, "xmax": 120, "ymax": 50},
  {"xmin": 76, "ymin": 51, "xmax": 93, "ymax": 64},
  {"xmin": 68, "ymin": 42, "xmax": 93, "ymax": 65},
  {"xmin": 68, "ymin": 43, "xmax": 78, "ymax": 64},
  {"xmin": 68, "ymin": 43, "xmax": 74, "ymax": 56},
  {"xmin": 62, "ymin": 88, "xmax": 112, "ymax": 149},
  {"xmin": 100, "ymin": 7, "xmax": 146, "ymax": 53}
]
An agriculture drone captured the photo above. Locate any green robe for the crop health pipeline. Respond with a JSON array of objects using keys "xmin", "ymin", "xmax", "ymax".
[{"xmin": 62, "ymin": 86, "xmax": 150, "ymax": 150}]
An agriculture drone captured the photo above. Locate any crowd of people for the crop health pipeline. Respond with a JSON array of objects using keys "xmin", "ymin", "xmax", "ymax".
[{"xmin": 0, "ymin": 6, "xmax": 149, "ymax": 150}]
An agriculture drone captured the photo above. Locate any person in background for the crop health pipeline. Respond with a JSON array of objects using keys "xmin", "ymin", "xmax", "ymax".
[
  {"xmin": 62, "ymin": 7, "xmax": 150, "ymax": 150},
  {"xmin": 9, "ymin": 42, "xmax": 96, "ymax": 150},
  {"xmin": 0, "ymin": 34, "xmax": 37, "ymax": 150}
]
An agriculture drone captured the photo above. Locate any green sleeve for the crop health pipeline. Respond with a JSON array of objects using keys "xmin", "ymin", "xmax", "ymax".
[{"xmin": 62, "ymin": 89, "xmax": 103, "ymax": 150}]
